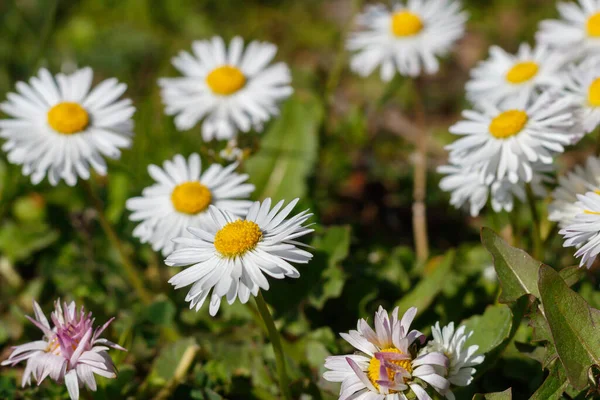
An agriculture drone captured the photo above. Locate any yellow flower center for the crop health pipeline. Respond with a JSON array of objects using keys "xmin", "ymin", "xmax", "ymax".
[
  {"xmin": 47, "ymin": 102, "xmax": 89, "ymax": 134},
  {"xmin": 505, "ymin": 61, "xmax": 539, "ymax": 84},
  {"xmin": 390, "ymin": 11, "xmax": 423, "ymax": 37},
  {"xmin": 588, "ymin": 78, "xmax": 600, "ymax": 107},
  {"xmin": 367, "ymin": 348, "xmax": 413, "ymax": 392},
  {"xmin": 214, "ymin": 220, "xmax": 262, "ymax": 258},
  {"xmin": 206, "ymin": 65, "xmax": 246, "ymax": 95},
  {"xmin": 171, "ymin": 182, "xmax": 212, "ymax": 214},
  {"xmin": 587, "ymin": 13, "xmax": 600, "ymax": 37},
  {"xmin": 489, "ymin": 110, "xmax": 528, "ymax": 139}
]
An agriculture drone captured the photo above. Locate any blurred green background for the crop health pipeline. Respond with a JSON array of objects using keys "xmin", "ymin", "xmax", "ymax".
[{"xmin": 0, "ymin": 0, "xmax": 591, "ymax": 399}]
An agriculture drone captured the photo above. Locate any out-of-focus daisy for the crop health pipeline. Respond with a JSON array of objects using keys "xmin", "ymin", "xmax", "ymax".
[
  {"xmin": 446, "ymin": 91, "xmax": 580, "ymax": 185},
  {"xmin": 549, "ymin": 156, "xmax": 600, "ymax": 228},
  {"xmin": 165, "ymin": 198, "xmax": 313, "ymax": 315},
  {"xmin": 219, "ymin": 139, "xmax": 245, "ymax": 162},
  {"xmin": 0, "ymin": 67, "xmax": 134, "ymax": 186},
  {"xmin": 562, "ymin": 56, "xmax": 600, "ymax": 133},
  {"xmin": 438, "ymin": 163, "xmax": 550, "ymax": 217},
  {"xmin": 421, "ymin": 322, "xmax": 484, "ymax": 400},
  {"xmin": 1, "ymin": 300, "xmax": 125, "ymax": 400},
  {"xmin": 560, "ymin": 191, "xmax": 600, "ymax": 268},
  {"xmin": 126, "ymin": 153, "xmax": 254, "ymax": 256},
  {"xmin": 465, "ymin": 44, "xmax": 565, "ymax": 106},
  {"xmin": 323, "ymin": 306, "xmax": 450, "ymax": 399},
  {"xmin": 347, "ymin": 0, "xmax": 467, "ymax": 80},
  {"xmin": 537, "ymin": 0, "xmax": 600, "ymax": 60},
  {"xmin": 159, "ymin": 36, "xmax": 293, "ymax": 141}
]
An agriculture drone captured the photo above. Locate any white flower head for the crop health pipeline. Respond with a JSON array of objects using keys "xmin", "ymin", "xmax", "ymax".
[
  {"xmin": 446, "ymin": 91, "xmax": 581, "ymax": 185},
  {"xmin": 561, "ymin": 56, "xmax": 600, "ymax": 133},
  {"xmin": 1, "ymin": 300, "xmax": 125, "ymax": 400},
  {"xmin": 347, "ymin": 0, "xmax": 468, "ymax": 80},
  {"xmin": 126, "ymin": 153, "xmax": 254, "ymax": 256},
  {"xmin": 549, "ymin": 156, "xmax": 600, "ymax": 228},
  {"xmin": 159, "ymin": 36, "xmax": 293, "ymax": 141},
  {"xmin": 165, "ymin": 198, "xmax": 313, "ymax": 315},
  {"xmin": 465, "ymin": 43, "xmax": 566, "ymax": 106},
  {"xmin": 537, "ymin": 0, "xmax": 600, "ymax": 60},
  {"xmin": 0, "ymin": 67, "xmax": 135, "ymax": 186},
  {"xmin": 323, "ymin": 306, "xmax": 450, "ymax": 400},
  {"xmin": 560, "ymin": 191, "xmax": 600, "ymax": 268},
  {"xmin": 421, "ymin": 322, "xmax": 484, "ymax": 400}
]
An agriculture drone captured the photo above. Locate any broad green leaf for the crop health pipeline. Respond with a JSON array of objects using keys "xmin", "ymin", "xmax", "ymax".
[
  {"xmin": 463, "ymin": 304, "xmax": 512, "ymax": 354},
  {"xmin": 558, "ymin": 266, "xmax": 585, "ymax": 287},
  {"xmin": 395, "ymin": 250, "xmax": 454, "ymax": 315},
  {"xmin": 148, "ymin": 338, "xmax": 198, "ymax": 386},
  {"xmin": 143, "ymin": 296, "xmax": 176, "ymax": 326},
  {"xmin": 473, "ymin": 388, "xmax": 512, "ymax": 399},
  {"xmin": 538, "ymin": 265, "xmax": 600, "ymax": 390},
  {"xmin": 246, "ymin": 94, "xmax": 323, "ymax": 202},
  {"xmin": 529, "ymin": 362, "xmax": 569, "ymax": 400},
  {"xmin": 481, "ymin": 227, "xmax": 542, "ymax": 303}
]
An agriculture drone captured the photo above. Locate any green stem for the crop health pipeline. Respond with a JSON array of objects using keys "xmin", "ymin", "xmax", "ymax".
[
  {"xmin": 412, "ymin": 77, "xmax": 429, "ymax": 263},
  {"xmin": 82, "ymin": 180, "xmax": 152, "ymax": 305},
  {"xmin": 29, "ymin": 0, "xmax": 58, "ymax": 73},
  {"xmin": 525, "ymin": 184, "xmax": 543, "ymax": 260},
  {"xmin": 254, "ymin": 291, "xmax": 292, "ymax": 400}
]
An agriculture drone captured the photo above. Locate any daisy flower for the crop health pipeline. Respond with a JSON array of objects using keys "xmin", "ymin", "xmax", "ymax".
[
  {"xmin": 421, "ymin": 322, "xmax": 484, "ymax": 400},
  {"xmin": 549, "ymin": 156, "xmax": 600, "ymax": 228},
  {"xmin": 126, "ymin": 153, "xmax": 254, "ymax": 256},
  {"xmin": 537, "ymin": 0, "xmax": 600, "ymax": 60},
  {"xmin": 465, "ymin": 43, "xmax": 565, "ymax": 106},
  {"xmin": 159, "ymin": 36, "xmax": 293, "ymax": 141},
  {"xmin": 164, "ymin": 198, "xmax": 313, "ymax": 315},
  {"xmin": 0, "ymin": 67, "xmax": 134, "ymax": 186},
  {"xmin": 446, "ymin": 91, "xmax": 580, "ymax": 185},
  {"xmin": 323, "ymin": 306, "xmax": 450, "ymax": 399},
  {"xmin": 1, "ymin": 300, "xmax": 125, "ymax": 400},
  {"xmin": 347, "ymin": 0, "xmax": 468, "ymax": 80},
  {"xmin": 560, "ymin": 190, "xmax": 600, "ymax": 268},
  {"xmin": 561, "ymin": 56, "xmax": 600, "ymax": 133}
]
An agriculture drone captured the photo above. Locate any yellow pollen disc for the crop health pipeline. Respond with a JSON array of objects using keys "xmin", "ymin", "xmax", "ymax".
[
  {"xmin": 214, "ymin": 220, "xmax": 262, "ymax": 258},
  {"xmin": 588, "ymin": 78, "xmax": 600, "ymax": 107},
  {"xmin": 587, "ymin": 13, "xmax": 600, "ymax": 37},
  {"xmin": 390, "ymin": 11, "xmax": 423, "ymax": 37},
  {"xmin": 489, "ymin": 110, "xmax": 528, "ymax": 139},
  {"xmin": 206, "ymin": 65, "xmax": 246, "ymax": 95},
  {"xmin": 367, "ymin": 348, "xmax": 413, "ymax": 392},
  {"xmin": 171, "ymin": 182, "xmax": 212, "ymax": 214},
  {"xmin": 47, "ymin": 102, "xmax": 89, "ymax": 134},
  {"xmin": 505, "ymin": 61, "xmax": 539, "ymax": 84}
]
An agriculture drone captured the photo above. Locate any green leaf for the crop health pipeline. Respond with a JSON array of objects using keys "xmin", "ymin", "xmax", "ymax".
[
  {"xmin": 148, "ymin": 338, "xmax": 198, "ymax": 386},
  {"xmin": 395, "ymin": 250, "xmax": 454, "ymax": 316},
  {"xmin": 245, "ymin": 94, "xmax": 323, "ymax": 202},
  {"xmin": 143, "ymin": 296, "xmax": 176, "ymax": 326},
  {"xmin": 538, "ymin": 265, "xmax": 600, "ymax": 390},
  {"xmin": 463, "ymin": 304, "xmax": 513, "ymax": 354},
  {"xmin": 473, "ymin": 388, "xmax": 512, "ymax": 400},
  {"xmin": 529, "ymin": 362, "xmax": 569, "ymax": 400},
  {"xmin": 481, "ymin": 227, "xmax": 542, "ymax": 303}
]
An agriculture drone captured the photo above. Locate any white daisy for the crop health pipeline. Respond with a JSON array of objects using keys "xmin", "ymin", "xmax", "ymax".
[
  {"xmin": 347, "ymin": 0, "xmax": 467, "ymax": 80},
  {"xmin": 0, "ymin": 67, "xmax": 135, "ymax": 186},
  {"xmin": 323, "ymin": 306, "xmax": 450, "ymax": 400},
  {"xmin": 537, "ymin": 0, "xmax": 600, "ymax": 60},
  {"xmin": 126, "ymin": 153, "xmax": 254, "ymax": 256},
  {"xmin": 465, "ymin": 43, "xmax": 565, "ymax": 106},
  {"xmin": 560, "ymin": 191, "xmax": 600, "ymax": 267},
  {"xmin": 159, "ymin": 36, "xmax": 293, "ymax": 141},
  {"xmin": 421, "ymin": 322, "xmax": 484, "ymax": 400},
  {"xmin": 549, "ymin": 156, "xmax": 600, "ymax": 228},
  {"xmin": 561, "ymin": 56, "xmax": 600, "ymax": 133},
  {"xmin": 164, "ymin": 198, "xmax": 313, "ymax": 315},
  {"xmin": 446, "ymin": 91, "xmax": 580, "ymax": 185}
]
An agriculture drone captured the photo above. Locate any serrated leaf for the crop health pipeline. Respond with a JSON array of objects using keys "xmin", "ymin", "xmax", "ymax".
[
  {"xmin": 473, "ymin": 388, "xmax": 512, "ymax": 399},
  {"xmin": 538, "ymin": 265, "xmax": 600, "ymax": 390},
  {"xmin": 463, "ymin": 304, "xmax": 512, "ymax": 354},
  {"xmin": 481, "ymin": 228, "xmax": 542, "ymax": 303},
  {"xmin": 529, "ymin": 361, "xmax": 569, "ymax": 400},
  {"xmin": 246, "ymin": 94, "xmax": 323, "ymax": 202}
]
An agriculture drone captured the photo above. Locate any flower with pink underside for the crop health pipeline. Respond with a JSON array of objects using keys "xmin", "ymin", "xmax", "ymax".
[{"xmin": 1, "ymin": 300, "xmax": 125, "ymax": 400}]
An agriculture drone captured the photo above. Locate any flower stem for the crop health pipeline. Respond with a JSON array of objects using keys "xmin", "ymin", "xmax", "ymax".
[
  {"xmin": 82, "ymin": 180, "xmax": 152, "ymax": 305},
  {"xmin": 412, "ymin": 77, "xmax": 429, "ymax": 263},
  {"xmin": 525, "ymin": 184, "xmax": 543, "ymax": 260},
  {"xmin": 254, "ymin": 291, "xmax": 292, "ymax": 400}
]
